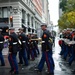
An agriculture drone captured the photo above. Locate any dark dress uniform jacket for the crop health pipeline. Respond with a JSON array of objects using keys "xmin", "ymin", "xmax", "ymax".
[
  {"xmin": 27, "ymin": 38, "xmax": 34, "ymax": 50},
  {"xmin": 19, "ymin": 33, "xmax": 28, "ymax": 50},
  {"xmin": 9, "ymin": 32, "xmax": 18, "ymax": 54},
  {"xmin": 0, "ymin": 34, "xmax": 4, "ymax": 51},
  {"xmin": 42, "ymin": 30, "xmax": 52, "ymax": 51}
]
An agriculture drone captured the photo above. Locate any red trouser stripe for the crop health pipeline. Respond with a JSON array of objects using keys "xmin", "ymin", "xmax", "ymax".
[
  {"xmin": 10, "ymin": 54, "xmax": 16, "ymax": 71},
  {"xmin": 45, "ymin": 52, "xmax": 50, "ymax": 72}
]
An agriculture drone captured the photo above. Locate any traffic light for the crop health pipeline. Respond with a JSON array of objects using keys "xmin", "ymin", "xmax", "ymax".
[
  {"xmin": 10, "ymin": 16, "xmax": 13, "ymax": 27},
  {"xmin": 10, "ymin": 16, "xmax": 13, "ymax": 22}
]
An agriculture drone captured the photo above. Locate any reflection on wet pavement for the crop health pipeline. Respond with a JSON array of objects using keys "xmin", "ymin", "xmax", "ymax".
[
  {"xmin": 53, "ymin": 37, "xmax": 62, "ymax": 71},
  {"xmin": 53, "ymin": 37, "xmax": 75, "ymax": 75}
]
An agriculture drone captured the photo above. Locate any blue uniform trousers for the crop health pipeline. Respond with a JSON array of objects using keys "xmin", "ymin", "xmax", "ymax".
[
  {"xmin": 68, "ymin": 45, "xmax": 75, "ymax": 65},
  {"xmin": 35, "ymin": 46, "xmax": 40, "ymax": 54},
  {"xmin": 38, "ymin": 51, "xmax": 54, "ymax": 73},
  {"xmin": 8, "ymin": 53, "xmax": 18, "ymax": 72},
  {"xmin": 63, "ymin": 45, "xmax": 72, "ymax": 59},
  {"xmin": 27, "ymin": 48, "xmax": 30, "ymax": 60},
  {"xmin": 60, "ymin": 42, "xmax": 65, "ymax": 55},
  {"xmin": 19, "ymin": 50, "xmax": 23, "ymax": 64},
  {"xmin": 30, "ymin": 49, "xmax": 35, "ymax": 60},
  {"xmin": 33, "ymin": 48, "xmax": 37, "ymax": 57},
  {"xmin": 0, "ymin": 51, "xmax": 5, "ymax": 65},
  {"xmin": 19, "ymin": 49, "xmax": 28, "ymax": 66},
  {"xmin": 63, "ymin": 45, "xmax": 69, "ymax": 59}
]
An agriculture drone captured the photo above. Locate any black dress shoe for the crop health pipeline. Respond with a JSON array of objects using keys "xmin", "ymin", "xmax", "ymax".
[
  {"xmin": 69, "ymin": 63, "xmax": 71, "ymax": 66},
  {"xmin": 63, "ymin": 57, "xmax": 66, "ymax": 60},
  {"xmin": 34, "ymin": 68, "xmax": 41, "ymax": 73},
  {"xmin": 45, "ymin": 70, "xmax": 54, "ymax": 75},
  {"xmin": 46, "ymin": 72, "xmax": 54, "ymax": 75},
  {"xmin": 1, "ymin": 64, "xmax": 5, "ymax": 66},
  {"xmin": 66, "ymin": 62, "xmax": 71, "ymax": 66},
  {"xmin": 23, "ymin": 64, "xmax": 28, "ymax": 66},
  {"xmin": 71, "ymin": 70, "xmax": 75, "ymax": 74},
  {"xmin": 18, "ymin": 62, "xmax": 23, "ymax": 66},
  {"xmin": 9, "ymin": 69, "xmax": 14, "ymax": 73},
  {"xmin": 30, "ymin": 59, "xmax": 35, "ymax": 61},
  {"xmin": 13, "ymin": 71, "xmax": 19, "ymax": 74},
  {"xmin": 18, "ymin": 62, "xmax": 23, "ymax": 64}
]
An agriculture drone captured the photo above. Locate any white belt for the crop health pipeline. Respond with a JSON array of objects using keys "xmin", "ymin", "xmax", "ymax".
[
  {"xmin": 28, "ymin": 42, "xmax": 29, "ymax": 44},
  {"xmin": 31, "ymin": 42, "xmax": 33, "ymax": 44},
  {"xmin": 41, "ymin": 41, "xmax": 45, "ymax": 43},
  {"xmin": 0, "ymin": 41, "xmax": 3, "ymax": 43},
  {"xmin": 22, "ymin": 41, "xmax": 26, "ymax": 43},
  {"xmin": 13, "ymin": 42, "xmax": 17, "ymax": 45}
]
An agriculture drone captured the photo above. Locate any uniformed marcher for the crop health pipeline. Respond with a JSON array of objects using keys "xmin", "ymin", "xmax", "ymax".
[
  {"xmin": 0, "ymin": 29, "xmax": 5, "ymax": 66},
  {"xmin": 32, "ymin": 33, "xmax": 40, "ymax": 55},
  {"xmin": 8, "ymin": 28, "xmax": 19, "ymax": 74},
  {"xmin": 35, "ymin": 23, "xmax": 54, "ymax": 75},
  {"xmin": 27, "ymin": 33, "xmax": 35, "ymax": 60},
  {"xmin": 68, "ymin": 30, "xmax": 75, "ymax": 65},
  {"xmin": 63, "ymin": 29, "xmax": 72, "ymax": 60},
  {"xmin": 18, "ymin": 28, "xmax": 28, "ymax": 66}
]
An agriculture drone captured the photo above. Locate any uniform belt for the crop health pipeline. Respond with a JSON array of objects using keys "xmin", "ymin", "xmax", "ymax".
[
  {"xmin": 41, "ymin": 41, "xmax": 50, "ymax": 43},
  {"xmin": 28, "ymin": 42, "xmax": 29, "ymax": 44},
  {"xmin": 46, "ymin": 50, "xmax": 49, "ymax": 52},
  {"xmin": 22, "ymin": 41, "xmax": 26, "ymax": 43},
  {"xmin": 13, "ymin": 42, "xmax": 17, "ymax": 45},
  {"xmin": 41, "ymin": 41, "xmax": 45, "ymax": 43},
  {"xmin": 0, "ymin": 41, "xmax": 3, "ymax": 43}
]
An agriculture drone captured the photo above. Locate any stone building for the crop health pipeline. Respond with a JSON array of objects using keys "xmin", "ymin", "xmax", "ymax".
[{"xmin": 0, "ymin": 0, "xmax": 50, "ymax": 34}]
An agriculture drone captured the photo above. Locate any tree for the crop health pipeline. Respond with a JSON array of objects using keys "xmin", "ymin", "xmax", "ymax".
[
  {"xmin": 60, "ymin": 0, "xmax": 67, "ymax": 11},
  {"xmin": 65, "ymin": 0, "xmax": 75, "ymax": 12},
  {"xmin": 59, "ymin": 0, "xmax": 75, "ymax": 30},
  {"xmin": 58, "ymin": 11, "xmax": 75, "ymax": 30},
  {"xmin": 60, "ymin": 0, "xmax": 75, "ymax": 12}
]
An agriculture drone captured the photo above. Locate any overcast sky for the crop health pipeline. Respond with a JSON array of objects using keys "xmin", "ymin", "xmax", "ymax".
[{"xmin": 48, "ymin": 0, "xmax": 59, "ymax": 25}]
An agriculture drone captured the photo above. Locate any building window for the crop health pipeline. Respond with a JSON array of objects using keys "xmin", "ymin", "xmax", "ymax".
[
  {"xmin": 0, "ymin": 8, "xmax": 2, "ymax": 18},
  {"xmin": 22, "ymin": 10, "xmax": 26, "ymax": 24},
  {"xmin": 27, "ymin": 14, "xmax": 30, "ymax": 26},
  {"xmin": 42, "ymin": 0, "xmax": 44, "ymax": 12},
  {"xmin": 27, "ymin": 0, "xmax": 28, "ymax": 4},
  {"xmin": 2, "ymin": 7, "xmax": 8, "ymax": 18},
  {"xmin": 31, "ymin": 17, "xmax": 33, "ymax": 27}
]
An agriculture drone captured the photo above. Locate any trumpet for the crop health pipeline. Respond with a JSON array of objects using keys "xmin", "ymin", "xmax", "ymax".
[{"xmin": 31, "ymin": 38, "xmax": 42, "ymax": 41}]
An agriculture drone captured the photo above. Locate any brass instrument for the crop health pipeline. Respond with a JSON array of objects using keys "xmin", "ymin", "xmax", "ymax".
[{"xmin": 31, "ymin": 38, "xmax": 42, "ymax": 41}]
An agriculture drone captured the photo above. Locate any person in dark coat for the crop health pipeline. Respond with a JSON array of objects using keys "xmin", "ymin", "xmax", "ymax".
[{"xmin": 0, "ymin": 29, "xmax": 5, "ymax": 66}]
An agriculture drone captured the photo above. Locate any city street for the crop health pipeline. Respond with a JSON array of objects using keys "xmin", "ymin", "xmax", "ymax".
[{"xmin": 0, "ymin": 37, "xmax": 75, "ymax": 75}]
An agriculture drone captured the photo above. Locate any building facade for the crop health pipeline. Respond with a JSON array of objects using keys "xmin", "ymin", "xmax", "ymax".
[
  {"xmin": 32, "ymin": 0, "xmax": 42, "ymax": 29},
  {"xmin": 0, "ymin": 0, "xmax": 50, "ymax": 34},
  {"xmin": 42, "ymin": 0, "xmax": 50, "ymax": 25}
]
